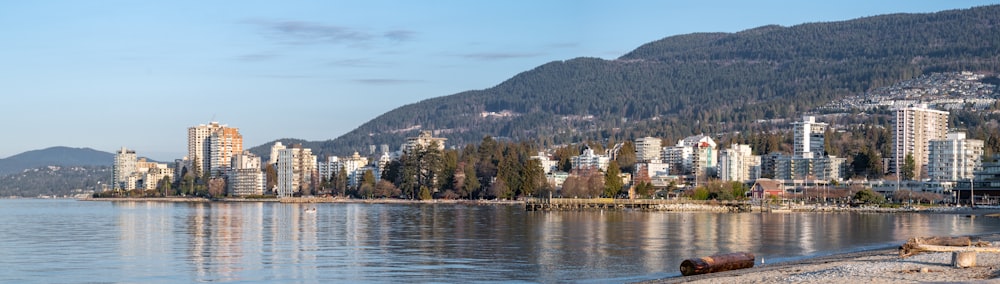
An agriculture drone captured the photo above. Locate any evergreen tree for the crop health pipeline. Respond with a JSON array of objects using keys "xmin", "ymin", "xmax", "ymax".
[
  {"xmin": 902, "ymin": 154, "xmax": 916, "ymax": 181},
  {"xmin": 603, "ymin": 161, "xmax": 624, "ymax": 198}
]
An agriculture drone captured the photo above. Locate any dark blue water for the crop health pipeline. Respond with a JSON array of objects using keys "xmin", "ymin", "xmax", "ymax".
[{"xmin": 1, "ymin": 199, "xmax": 998, "ymax": 283}]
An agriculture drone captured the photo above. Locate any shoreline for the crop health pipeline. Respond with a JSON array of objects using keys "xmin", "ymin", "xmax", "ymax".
[
  {"xmin": 77, "ymin": 196, "xmax": 526, "ymax": 205},
  {"xmin": 640, "ymin": 232, "xmax": 1000, "ymax": 283}
]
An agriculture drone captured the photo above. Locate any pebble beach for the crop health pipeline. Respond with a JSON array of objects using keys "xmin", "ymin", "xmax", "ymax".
[{"xmin": 644, "ymin": 233, "xmax": 1000, "ymax": 283}]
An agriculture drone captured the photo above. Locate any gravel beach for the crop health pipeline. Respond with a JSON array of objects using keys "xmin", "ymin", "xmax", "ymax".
[{"xmin": 643, "ymin": 233, "xmax": 1000, "ymax": 284}]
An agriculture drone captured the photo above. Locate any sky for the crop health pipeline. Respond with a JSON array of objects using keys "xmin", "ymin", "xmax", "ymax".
[{"xmin": 2, "ymin": 1, "xmax": 997, "ymax": 161}]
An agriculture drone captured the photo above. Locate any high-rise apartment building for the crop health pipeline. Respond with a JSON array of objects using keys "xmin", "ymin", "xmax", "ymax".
[
  {"xmin": 275, "ymin": 145, "xmax": 317, "ymax": 197},
  {"xmin": 635, "ymin": 137, "xmax": 662, "ymax": 163},
  {"xmin": 928, "ymin": 132, "xmax": 983, "ymax": 182},
  {"xmin": 793, "ymin": 116, "xmax": 827, "ymax": 158},
  {"xmin": 228, "ymin": 151, "xmax": 263, "ymax": 197},
  {"xmin": 113, "ymin": 146, "xmax": 137, "ymax": 190},
  {"xmin": 893, "ymin": 104, "xmax": 949, "ymax": 179},
  {"xmin": 719, "ymin": 144, "xmax": 760, "ymax": 182},
  {"xmin": 187, "ymin": 122, "xmax": 243, "ymax": 177}
]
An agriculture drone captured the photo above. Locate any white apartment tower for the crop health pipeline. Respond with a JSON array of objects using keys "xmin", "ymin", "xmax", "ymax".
[
  {"xmin": 113, "ymin": 146, "xmax": 137, "ymax": 190},
  {"xmin": 793, "ymin": 116, "xmax": 827, "ymax": 158},
  {"xmin": 635, "ymin": 137, "xmax": 663, "ymax": 163},
  {"xmin": 893, "ymin": 104, "xmax": 949, "ymax": 179},
  {"xmin": 228, "ymin": 151, "xmax": 264, "ymax": 197},
  {"xmin": 275, "ymin": 145, "xmax": 317, "ymax": 197},
  {"xmin": 927, "ymin": 132, "xmax": 983, "ymax": 182},
  {"xmin": 719, "ymin": 144, "xmax": 760, "ymax": 182},
  {"xmin": 187, "ymin": 122, "xmax": 243, "ymax": 177}
]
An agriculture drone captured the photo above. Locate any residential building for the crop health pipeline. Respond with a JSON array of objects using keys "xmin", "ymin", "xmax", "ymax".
[
  {"xmin": 635, "ymin": 137, "xmax": 662, "ymax": 163},
  {"xmin": 793, "ymin": 116, "xmax": 827, "ymax": 158},
  {"xmin": 341, "ymin": 152, "xmax": 369, "ymax": 187},
  {"xmin": 275, "ymin": 144, "xmax": 317, "ymax": 197},
  {"xmin": 928, "ymin": 132, "xmax": 983, "ymax": 182},
  {"xmin": 954, "ymin": 154, "xmax": 1000, "ymax": 205},
  {"xmin": 662, "ymin": 134, "xmax": 717, "ymax": 179},
  {"xmin": 187, "ymin": 122, "xmax": 242, "ymax": 177},
  {"xmin": 530, "ymin": 152, "xmax": 558, "ymax": 174},
  {"xmin": 113, "ymin": 146, "xmax": 137, "ymax": 190},
  {"xmin": 209, "ymin": 127, "xmax": 243, "ymax": 176},
  {"xmin": 317, "ymin": 156, "xmax": 341, "ymax": 182},
  {"xmin": 774, "ymin": 155, "xmax": 846, "ymax": 181},
  {"xmin": 572, "ymin": 147, "xmax": 610, "ymax": 171},
  {"xmin": 893, "ymin": 104, "xmax": 949, "ymax": 179},
  {"xmin": 228, "ymin": 151, "xmax": 263, "ymax": 197},
  {"xmin": 139, "ymin": 160, "xmax": 174, "ymax": 190},
  {"xmin": 719, "ymin": 144, "xmax": 760, "ymax": 182},
  {"xmin": 404, "ymin": 131, "xmax": 446, "ymax": 153}
]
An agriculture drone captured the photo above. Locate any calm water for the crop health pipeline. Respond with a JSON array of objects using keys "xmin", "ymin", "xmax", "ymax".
[{"xmin": 2, "ymin": 199, "xmax": 1000, "ymax": 283}]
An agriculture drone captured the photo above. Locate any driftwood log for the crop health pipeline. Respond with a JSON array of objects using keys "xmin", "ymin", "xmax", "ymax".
[
  {"xmin": 679, "ymin": 252, "xmax": 755, "ymax": 276},
  {"xmin": 899, "ymin": 236, "xmax": 994, "ymax": 258}
]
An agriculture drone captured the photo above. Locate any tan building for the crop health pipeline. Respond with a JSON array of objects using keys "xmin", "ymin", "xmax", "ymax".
[
  {"xmin": 404, "ymin": 131, "xmax": 446, "ymax": 153},
  {"xmin": 893, "ymin": 104, "xmax": 949, "ymax": 179},
  {"xmin": 187, "ymin": 122, "xmax": 243, "ymax": 177},
  {"xmin": 635, "ymin": 137, "xmax": 662, "ymax": 163}
]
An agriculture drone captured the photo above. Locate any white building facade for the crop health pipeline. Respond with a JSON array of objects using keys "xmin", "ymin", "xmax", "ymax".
[
  {"xmin": 928, "ymin": 132, "xmax": 983, "ymax": 182},
  {"xmin": 719, "ymin": 144, "xmax": 761, "ymax": 182},
  {"xmin": 228, "ymin": 151, "xmax": 264, "ymax": 197},
  {"xmin": 275, "ymin": 145, "xmax": 317, "ymax": 197},
  {"xmin": 635, "ymin": 137, "xmax": 662, "ymax": 163}
]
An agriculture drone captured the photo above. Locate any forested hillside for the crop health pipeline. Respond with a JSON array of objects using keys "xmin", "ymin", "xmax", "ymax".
[{"xmin": 271, "ymin": 5, "xmax": 1000, "ymax": 156}]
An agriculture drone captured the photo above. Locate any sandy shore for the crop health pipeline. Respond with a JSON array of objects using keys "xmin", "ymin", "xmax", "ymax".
[{"xmin": 643, "ymin": 233, "xmax": 1000, "ymax": 284}]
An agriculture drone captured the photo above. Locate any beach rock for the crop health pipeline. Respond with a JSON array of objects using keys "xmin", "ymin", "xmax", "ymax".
[{"xmin": 953, "ymin": 251, "xmax": 977, "ymax": 268}]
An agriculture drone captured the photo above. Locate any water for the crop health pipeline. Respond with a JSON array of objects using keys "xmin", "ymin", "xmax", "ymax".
[{"xmin": 2, "ymin": 199, "xmax": 999, "ymax": 283}]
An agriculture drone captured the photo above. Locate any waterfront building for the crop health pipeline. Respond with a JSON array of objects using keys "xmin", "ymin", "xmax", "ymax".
[
  {"xmin": 187, "ymin": 122, "xmax": 243, "ymax": 177},
  {"xmin": 774, "ymin": 155, "xmax": 846, "ymax": 181},
  {"xmin": 719, "ymin": 144, "xmax": 760, "ymax": 182},
  {"xmin": 404, "ymin": 131, "xmax": 446, "ymax": 154},
  {"xmin": 228, "ymin": 151, "xmax": 263, "ymax": 197},
  {"xmin": 530, "ymin": 152, "xmax": 558, "ymax": 174},
  {"xmin": 139, "ymin": 160, "xmax": 174, "ymax": 190},
  {"xmin": 635, "ymin": 137, "xmax": 662, "ymax": 163},
  {"xmin": 893, "ymin": 104, "xmax": 949, "ymax": 179},
  {"xmin": 275, "ymin": 144, "xmax": 317, "ymax": 197},
  {"xmin": 662, "ymin": 134, "xmax": 717, "ymax": 179},
  {"xmin": 928, "ymin": 132, "xmax": 983, "ymax": 182},
  {"xmin": 571, "ymin": 147, "xmax": 611, "ymax": 171},
  {"xmin": 113, "ymin": 146, "xmax": 137, "ymax": 190},
  {"xmin": 793, "ymin": 116, "xmax": 827, "ymax": 158},
  {"xmin": 341, "ymin": 152, "xmax": 369, "ymax": 187},
  {"xmin": 317, "ymin": 156, "xmax": 341, "ymax": 182},
  {"xmin": 955, "ymin": 154, "xmax": 1000, "ymax": 205}
]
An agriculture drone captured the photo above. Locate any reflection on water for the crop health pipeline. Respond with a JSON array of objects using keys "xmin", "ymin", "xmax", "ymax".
[{"xmin": 2, "ymin": 199, "xmax": 1000, "ymax": 283}]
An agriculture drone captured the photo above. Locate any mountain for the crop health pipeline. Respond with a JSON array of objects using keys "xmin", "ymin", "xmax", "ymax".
[
  {"xmin": 0, "ymin": 165, "xmax": 110, "ymax": 197},
  {"xmin": 0, "ymin": 147, "xmax": 113, "ymax": 176},
  {"xmin": 263, "ymin": 5, "xmax": 1000, "ymax": 157}
]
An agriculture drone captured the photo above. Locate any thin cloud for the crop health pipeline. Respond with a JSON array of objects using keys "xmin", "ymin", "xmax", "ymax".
[
  {"xmin": 354, "ymin": 79, "xmax": 423, "ymax": 85},
  {"xmin": 546, "ymin": 42, "xmax": 580, "ymax": 49},
  {"xmin": 236, "ymin": 52, "xmax": 279, "ymax": 62},
  {"xmin": 461, "ymin": 52, "xmax": 545, "ymax": 60},
  {"xmin": 384, "ymin": 30, "xmax": 416, "ymax": 42},
  {"xmin": 248, "ymin": 19, "xmax": 416, "ymax": 46},
  {"xmin": 328, "ymin": 58, "xmax": 388, "ymax": 68}
]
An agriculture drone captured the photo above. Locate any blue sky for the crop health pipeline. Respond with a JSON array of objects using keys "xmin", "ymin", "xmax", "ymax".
[{"xmin": 1, "ymin": 1, "xmax": 996, "ymax": 161}]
